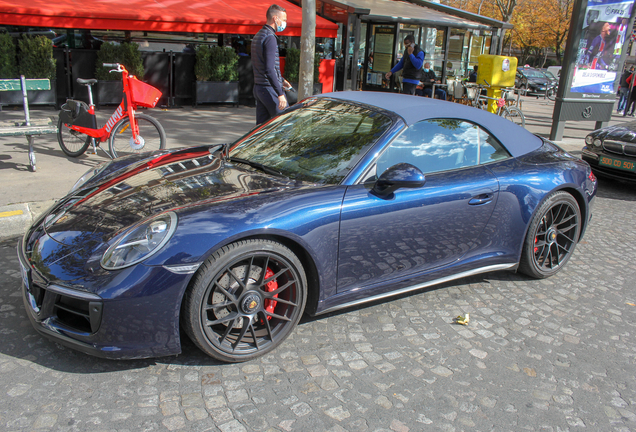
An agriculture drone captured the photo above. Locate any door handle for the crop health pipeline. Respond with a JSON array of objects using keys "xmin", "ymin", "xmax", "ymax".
[{"xmin": 469, "ymin": 193, "xmax": 494, "ymax": 205}]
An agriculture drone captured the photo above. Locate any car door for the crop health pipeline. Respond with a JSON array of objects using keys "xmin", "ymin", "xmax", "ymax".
[{"xmin": 336, "ymin": 119, "xmax": 509, "ymax": 293}]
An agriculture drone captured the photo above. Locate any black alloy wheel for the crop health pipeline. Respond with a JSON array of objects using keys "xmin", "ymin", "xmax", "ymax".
[
  {"xmin": 519, "ymin": 191, "xmax": 581, "ymax": 278},
  {"xmin": 182, "ymin": 239, "xmax": 307, "ymax": 362}
]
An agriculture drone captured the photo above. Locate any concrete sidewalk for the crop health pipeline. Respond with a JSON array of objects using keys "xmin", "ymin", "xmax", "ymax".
[{"xmin": 0, "ymin": 96, "xmax": 622, "ymax": 238}]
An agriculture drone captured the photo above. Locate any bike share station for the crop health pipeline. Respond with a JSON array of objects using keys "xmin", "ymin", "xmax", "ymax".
[
  {"xmin": 550, "ymin": 0, "xmax": 636, "ymax": 141},
  {"xmin": 474, "ymin": 54, "xmax": 519, "ymax": 113}
]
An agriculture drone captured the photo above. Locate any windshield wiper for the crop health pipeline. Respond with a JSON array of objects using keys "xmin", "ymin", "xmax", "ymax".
[{"xmin": 227, "ymin": 157, "xmax": 288, "ymax": 178}]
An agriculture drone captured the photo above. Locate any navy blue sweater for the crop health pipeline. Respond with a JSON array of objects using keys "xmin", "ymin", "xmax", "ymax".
[{"xmin": 251, "ymin": 25, "xmax": 284, "ymax": 97}]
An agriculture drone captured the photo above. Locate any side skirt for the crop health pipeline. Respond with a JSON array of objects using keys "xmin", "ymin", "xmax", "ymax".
[{"xmin": 317, "ymin": 263, "xmax": 517, "ymax": 315}]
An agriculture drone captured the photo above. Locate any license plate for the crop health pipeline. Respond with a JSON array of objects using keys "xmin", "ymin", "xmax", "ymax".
[{"xmin": 598, "ymin": 155, "xmax": 636, "ymax": 172}]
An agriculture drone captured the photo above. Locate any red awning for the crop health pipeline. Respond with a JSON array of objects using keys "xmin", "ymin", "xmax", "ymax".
[{"xmin": 0, "ymin": 0, "xmax": 338, "ymax": 38}]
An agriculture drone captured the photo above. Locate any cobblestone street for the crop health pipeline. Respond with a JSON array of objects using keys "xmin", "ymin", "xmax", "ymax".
[{"xmin": 1, "ymin": 176, "xmax": 635, "ymax": 431}]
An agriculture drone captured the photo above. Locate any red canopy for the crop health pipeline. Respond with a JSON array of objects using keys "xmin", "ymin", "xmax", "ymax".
[{"xmin": 0, "ymin": 0, "xmax": 338, "ymax": 38}]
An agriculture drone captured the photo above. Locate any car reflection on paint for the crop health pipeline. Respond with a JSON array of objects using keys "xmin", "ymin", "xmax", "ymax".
[
  {"xmin": 583, "ymin": 121, "xmax": 636, "ymax": 182},
  {"xmin": 18, "ymin": 92, "xmax": 597, "ymax": 363}
]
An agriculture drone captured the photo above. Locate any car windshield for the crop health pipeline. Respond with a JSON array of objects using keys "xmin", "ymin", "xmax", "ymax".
[
  {"xmin": 230, "ymin": 99, "xmax": 393, "ymax": 184},
  {"xmin": 524, "ymin": 69, "xmax": 545, "ymax": 78},
  {"xmin": 543, "ymin": 71, "xmax": 556, "ymax": 79}
]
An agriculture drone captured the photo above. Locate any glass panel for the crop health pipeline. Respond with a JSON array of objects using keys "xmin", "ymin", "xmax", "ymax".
[
  {"xmin": 376, "ymin": 119, "xmax": 480, "ymax": 176},
  {"xmin": 447, "ymin": 29, "xmax": 469, "ymax": 79},
  {"xmin": 479, "ymin": 128, "xmax": 511, "ymax": 163},
  {"xmin": 231, "ymin": 100, "xmax": 393, "ymax": 184},
  {"xmin": 366, "ymin": 24, "xmax": 395, "ymax": 89},
  {"xmin": 422, "ymin": 27, "xmax": 446, "ymax": 79}
]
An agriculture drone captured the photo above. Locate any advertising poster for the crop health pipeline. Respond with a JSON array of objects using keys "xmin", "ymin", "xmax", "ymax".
[{"xmin": 572, "ymin": 0, "xmax": 635, "ymax": 94}]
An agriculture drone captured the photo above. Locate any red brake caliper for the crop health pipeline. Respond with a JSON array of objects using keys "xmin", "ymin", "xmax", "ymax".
[{"xmin": 263, "ymin": 268, "xmax": 278, "ymax": 320}]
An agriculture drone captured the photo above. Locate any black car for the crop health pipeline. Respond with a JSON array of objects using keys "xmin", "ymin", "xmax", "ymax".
[
  {"xmin": 583, "ymin": 122, "xmax": 636, "ymax": 181},
  {"xmin": 515, "ymin": 67, "xmax": 550, "ymax": 96}
]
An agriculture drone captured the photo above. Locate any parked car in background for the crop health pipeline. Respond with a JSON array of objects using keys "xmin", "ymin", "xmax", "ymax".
[
  {"xmin": 18, "ymin": 92, "xmax": 597, "ymax": 362},
  {"xmin": 515, "ymin": 67, "xmax": 550, "ymax": 96},
  {"xmin": 52, "ymin": 33, "xmax": 103, "ymax": 49},
  {"xmin": 547, "ymin": 66, "xmax": 562, "ymax": 80},
  {"xmin": 583, "ymin": 122, "xmax": 636, "ymax": 181}
]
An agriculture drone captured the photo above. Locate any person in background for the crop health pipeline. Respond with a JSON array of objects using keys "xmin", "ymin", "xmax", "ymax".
[
  {"xmin": 469, "ymin": 65, "xmax": 478, "ymax": 83},
  {"xmin": 251, "ymin": 4, "xmax": 292, "ymax": 125},
  {"xmin": 418, "ymin": 62, "xmax": 447, "ymax": 100},
  {"xmin": 617, "ymin": 65, "xmax": 633, "ymax": 114},
  {"xmin": 623, "ymin": 68, "xmax": 636, "ymax": 116},
  {"xmin": 385, "ymin": 35, "xmax": 425, "ymax": 95}
]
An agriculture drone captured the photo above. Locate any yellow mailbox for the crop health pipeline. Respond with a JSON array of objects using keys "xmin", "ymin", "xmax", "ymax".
[{"xmin": 476, "ymin": 55, "xmax": 518, "ymax": 113}]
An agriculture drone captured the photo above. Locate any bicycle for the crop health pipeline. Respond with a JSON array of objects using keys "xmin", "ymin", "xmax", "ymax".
[
  {"xmin": 469, "ymin": 81, "xmax": 526, "ymax": 128},
  {"xmin": 57, "ymin": 63, "xmax": 166, "ymax": 159}
]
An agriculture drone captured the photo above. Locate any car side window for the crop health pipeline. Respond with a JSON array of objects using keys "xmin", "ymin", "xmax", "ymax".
[
  {"xmin": 479, "ymin": 128, "xmax": 510, "ymax": 163},
  {"xmin": 376, "ymin": 119, "xmax": 480, "ymax": 176},
  {"xmin": 372, "ymin": 119, "xmax": 510, "ymax": 179}
]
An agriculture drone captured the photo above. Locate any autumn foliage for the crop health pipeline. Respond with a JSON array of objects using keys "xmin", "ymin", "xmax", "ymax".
[{"xmin": 440, "ymin": 0, "xmax": 574, "ymax": 65}]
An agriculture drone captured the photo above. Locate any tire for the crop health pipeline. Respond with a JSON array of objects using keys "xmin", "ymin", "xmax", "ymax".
[
  {"xmin": 108, "ymin": 113, "xmax": 166, "ymax": 158},
  {"xmin": 57, "ymin": 116, "xmax": 91, "ymax": 157},
  {"xmin": 181, "ymin": 239, "xmax": 307, "ymax": 362},
  {"xmin": 518, "ymin": 191, "xmax": 581, "ymax": 279},
  {"xmin": 502, "ymin": 106, "xmax": 526, "ymax": 128},
  {"xmin": 547, "ymin": 87, "xmax": 557, "ymax": 101}
]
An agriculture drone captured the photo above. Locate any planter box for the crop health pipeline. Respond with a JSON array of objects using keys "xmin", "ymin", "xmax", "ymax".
[
  {"xmin": 0, "ymin": 80, "xmax": 57, "ymax": 108},
  {"xmin": 96, "ymin": 81, "xmax": 124, "ymax": 106},
  {"xmin": 194, "ymin": 81, "xmax": 239, "ymax": 106}
]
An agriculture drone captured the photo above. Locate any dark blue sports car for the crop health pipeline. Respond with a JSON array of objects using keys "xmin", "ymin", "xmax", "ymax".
[{"xmin": 17, "ymin": 92, "xmax": 597, "ymax": 362}]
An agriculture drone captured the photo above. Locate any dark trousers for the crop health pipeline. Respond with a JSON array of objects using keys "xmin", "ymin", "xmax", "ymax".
[
  {"xmin": 418, "ymin": 87, "xmax": 447, "ymax": 100},
  {"xmin": 402, "ymin": 82, "xmax": 418, "ymax": 95},
  {"xmin": 624, "ymin": 95, "xmax": 636, "ymax": 116},
  {"xmin": 254, "ymin": 84, "xmax": 282, "ymax": 125}
]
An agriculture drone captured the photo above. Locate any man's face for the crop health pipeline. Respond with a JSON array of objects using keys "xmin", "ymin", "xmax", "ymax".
[
  {"xmin": 424, "ymin": 63, "xmax": 431, "ymax": 69},
  {"xmin": 404, "ymin": 39, "xmax": 412, "ymax": 48},
  {"xmin": 601, "ymin": 23, "xmax": 611, "ymax": 39},
  {"xmin": 275, "ymin": 12, "xmax": 287, "ymax": 28}
]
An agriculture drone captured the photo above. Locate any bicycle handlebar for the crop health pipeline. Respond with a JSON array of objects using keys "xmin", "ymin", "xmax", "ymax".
[{"xmin": 103, "ymin": 63, "xmax": 125, "ymax": 73}]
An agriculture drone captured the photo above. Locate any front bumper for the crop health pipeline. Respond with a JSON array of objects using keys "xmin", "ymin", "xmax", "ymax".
[
  {"xmin": 582, "ymin": 147, "xmax": 636, "ymax": 182},
  {"xmin": 17, "ymin": 236, "xmax": 190, "ymax": 359}
]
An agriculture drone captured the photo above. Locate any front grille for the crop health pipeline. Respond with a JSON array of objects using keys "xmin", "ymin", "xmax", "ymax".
[
  {"xmin": 603, "ymin": 140, "xmax": 636, "ymax": 157},
  {"xmin": 28, "ymin": 282, "xmax": 103, "ymax": 334},
  {"xmin": 603, "ymin": 141, "xmax": 624, "ymax": 155}
]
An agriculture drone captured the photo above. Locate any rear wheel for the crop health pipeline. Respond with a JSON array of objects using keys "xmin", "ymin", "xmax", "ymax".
[
  {"xmin": 182, "ymin": 239, "xmax": 307, "ymax": 362},
  {"xmin": 519, "ymin": 191, "xmax": 581, "ymax": 279},
  {"xmin": 57, "ymin": 117, "xmax": 91, "ymax": 157},
  {"xmin": 108, "ymin": 113, "xmax": 166, "ymax": 158},
  {"xmin": 501, "ymin": 106, "xmax": 526, "ymax": 128}
]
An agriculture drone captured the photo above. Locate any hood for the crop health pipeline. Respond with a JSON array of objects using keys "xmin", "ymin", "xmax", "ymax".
[
  {"xmin": 591, "ymin": 121, "xmax": 636, "ymax": 144},
  {"xmin": 37, "ymin": 147, "xmax": 297, "ymax": 248}
]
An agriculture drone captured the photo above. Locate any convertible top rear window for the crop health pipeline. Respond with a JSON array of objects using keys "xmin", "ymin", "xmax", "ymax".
[{"xmin": 231, "ymin": 99, "xmax": 392, "ymax": 184}]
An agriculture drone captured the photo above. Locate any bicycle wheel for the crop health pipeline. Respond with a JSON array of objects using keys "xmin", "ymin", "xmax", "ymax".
[
  {"xmin": 502, "ymin": 106, "xmax": 526, "ymax": 128},
  {"xmin": 547, "ymin": 87, "xmax": 557, "ymax": 101},
  {"xmin": 108, "ymin": 113, "xmax": 166, "ymax": 158},
  {"xmin": 57, "ymin": 117, "xmax": 91, "ymax": 157}
]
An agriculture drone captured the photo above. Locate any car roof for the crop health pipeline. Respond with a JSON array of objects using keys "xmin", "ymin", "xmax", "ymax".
[{"xmin": 321, "ymin": 91, "xmax": 543, "ymax": 158}]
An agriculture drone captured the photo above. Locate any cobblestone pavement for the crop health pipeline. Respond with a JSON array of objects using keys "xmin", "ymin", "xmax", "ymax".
[{"xmin": 1, "ymin": 177, "xmax": 635, "ymax": 432}]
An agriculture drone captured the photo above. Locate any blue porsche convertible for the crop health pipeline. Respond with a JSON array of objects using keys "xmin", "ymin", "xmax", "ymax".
[{"xmin": 18, "ymin": 92, "xmax": 597, "ymax": 362}]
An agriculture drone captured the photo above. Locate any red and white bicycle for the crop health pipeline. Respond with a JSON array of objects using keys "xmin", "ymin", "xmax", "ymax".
[{"xmin": 57, "ymin": 63, "xmax": 166, "ymax": 158}]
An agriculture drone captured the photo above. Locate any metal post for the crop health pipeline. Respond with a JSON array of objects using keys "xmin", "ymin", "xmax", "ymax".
[
  {"xmin": 298, "ymin": 0, "xmax": 316, "ymax": 101},
  {"xmin": 169, "ymin": 50, "xmax": 174, "ymax": 107},
  {"xmin": 20, "ymin": 75, "xmax": 30, "ymax": 127}
]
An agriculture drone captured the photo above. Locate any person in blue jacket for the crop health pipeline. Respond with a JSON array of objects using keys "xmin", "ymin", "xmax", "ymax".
[
  {"xmin": 251, "ymin": 4, "xmax": 292, "ymax": 125},
  {"xmin": 385, "ymin": 35, "xmax": 425, "ymax": 95}
]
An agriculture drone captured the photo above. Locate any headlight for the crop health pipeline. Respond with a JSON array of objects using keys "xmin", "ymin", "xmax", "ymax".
[
  {"xmin": 101, "ymin": 212, "xmax": 177, "ymax": 270},
  {"xmin": 71, "ymin": 161, "xmax": 111, "ymax": 193},
  {"xmin": 593, "ymin": 138, "xmax": 603, "ymax": 148},
  {"xmin": 585, "ymin": 135, "xmax": 593, "ymax": 145}
]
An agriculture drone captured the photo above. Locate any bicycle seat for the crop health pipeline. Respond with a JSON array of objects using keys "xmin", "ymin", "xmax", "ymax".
[{"xmin": 77, "ymin": 78, "xmax": 98, "ymax": 86}]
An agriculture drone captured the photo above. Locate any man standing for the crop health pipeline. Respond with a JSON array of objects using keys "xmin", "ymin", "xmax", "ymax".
[
  {"xmin": 385, "ymin": 35, "xmax": 424, "ymax": 95},
  {"xmin": 252, "ymin": 4, "xmax": 292, "ymax": 125},
  {"xmin": 418, "ymin": 63, "xmax": 446, "ymax": 100},
  {"xmin": 618, "ymin": 66, "xmax": 633, "ymax": 114}
]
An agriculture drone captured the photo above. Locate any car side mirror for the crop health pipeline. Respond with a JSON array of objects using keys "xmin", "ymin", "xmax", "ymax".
[{"xmin": 372, "ymin": 163, "xmax": 426, "ymax": 197}]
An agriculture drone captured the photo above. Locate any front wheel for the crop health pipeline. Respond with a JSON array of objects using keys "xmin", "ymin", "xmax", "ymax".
[
  {"xmin": 501, "ymin": 106, "xmax": 526, "ymax": 128},
  {"xmin": 57, "ymin": 117, "xmax": 91, "ymax": 157},
  {"xmin": 181, "ymin": 239, "xmax": 307, "ymax": 362},
  {"xmin": 518, "ymin": 191, "xmax": 581, "ymax": 279},
  {"xmin": 108, "ymin": 113, "xmax": 166, "ymax": 158}
]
